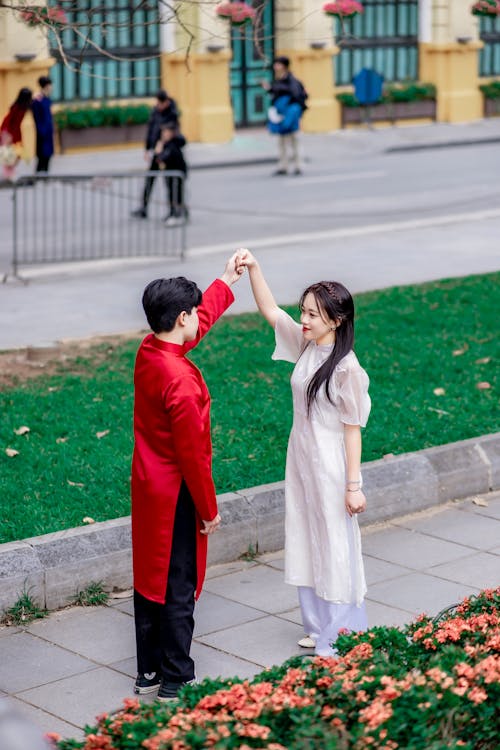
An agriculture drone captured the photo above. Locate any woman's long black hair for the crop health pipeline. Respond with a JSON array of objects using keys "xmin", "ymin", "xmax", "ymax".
[{"xmin": 300, "ymin": 281, "xmax": 355, "ymax": 416}]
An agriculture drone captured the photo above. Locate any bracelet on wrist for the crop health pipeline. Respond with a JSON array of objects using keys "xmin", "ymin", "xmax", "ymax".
[
  {"xmin": 346, "ymin": 480, "xmax": 361, "ymax": 485},
  {"xmin": 346, "ymin": 488, "xmax": 361, "ymax": 493}
]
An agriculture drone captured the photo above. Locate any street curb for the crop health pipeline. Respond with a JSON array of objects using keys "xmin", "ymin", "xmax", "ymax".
[
  {"xmin": 1, "ymin": 432, "xmax": 499, "ymax": 613},
  {"xmin": 385, "ymin": 136, "xmax": 500, "ymax": 153}
]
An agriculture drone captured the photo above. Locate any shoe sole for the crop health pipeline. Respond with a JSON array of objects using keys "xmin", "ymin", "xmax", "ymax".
[
  {"xmin": 134, "ymin": 684, "xmax": 160, "ymax": 694},
  {"xmin": 157, "ymin": 694, "xmax": 179, "ymax": 702}
]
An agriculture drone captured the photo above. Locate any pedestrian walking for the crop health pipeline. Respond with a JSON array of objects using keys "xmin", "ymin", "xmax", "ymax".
[
  {"xmin": 238, "ymin": 249, "xmax": 371, "ymax": 656},
  {"xmin": 262, "ymin": 56, "xmax": 308, "ymax": 176},
  {"xmin": 131, "ymin": 253, "xmax": 243, "ymax": 701},
  {"xmin": 131, "ymin": 89, "xmax": 180, "ymax": 219},
  {"xmin": 150, "ymin": 121, "xmax": 188, "ymax": 226},
  {"xmin": 0, "ymin": 87, "xmax": 32, "ymax": 180},
  {"xmin": 32, "ymin": 75, "xmax": 54, "ymax": 173}
]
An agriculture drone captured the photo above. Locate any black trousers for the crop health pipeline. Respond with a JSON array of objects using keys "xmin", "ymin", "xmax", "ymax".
[
  {"xmin": 134, "ymin": 482, "xmax": 197, "ymax": 683},
  {"xmin": 142, "ymin": 158, "xmax": 185, "ymax": 215},
  {"xmin": 36, "ymin": 154, "xmax": 51, "ymax": 172}
]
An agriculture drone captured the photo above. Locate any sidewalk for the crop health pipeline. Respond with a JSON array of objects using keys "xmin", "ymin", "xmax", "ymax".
[
  {"xmin": 1, "ymin": 490, "xmax": 499, "ymax": 743},
  {"xmin": 11, "ymin": 117, "xmax": 500, "ymax": 178}
]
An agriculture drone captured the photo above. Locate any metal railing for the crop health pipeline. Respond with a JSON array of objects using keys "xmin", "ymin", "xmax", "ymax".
[{"xmin": 9, "ymin": 171, "xmax": 187, "ymax": 279}]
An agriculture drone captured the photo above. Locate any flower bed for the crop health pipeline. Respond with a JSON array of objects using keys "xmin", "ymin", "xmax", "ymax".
[
  {"xmin": 323, "ymin": 0, "xmax": 364, "ymax": 18},
  {"xmin": 480, "ymin": 80, "xmax": 500, "ymax": 117},
  {"xmin": 471, "ymin": 0, "xmax": 500, "ymax": 17},
  {"xmin": 51, "ymin": 588, "xmax": 500, "ymax": 750},
  {"xmin": 53, "ymin": 103, "xmax": 151, "ymax": 152},
  {"xmin": 215, "ymin": 2, "xmax": 256, "ymax": 25},
  {"xmin": 337, "ymin": 81, "xmax": 437, "ymax": 126}
]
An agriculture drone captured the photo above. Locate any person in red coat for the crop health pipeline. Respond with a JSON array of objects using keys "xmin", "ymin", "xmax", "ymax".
[
  {"xmin": 0, "ymin": 88, "xmax": 32, "ymax": 179},
  {"xmin": 131, "ymin": 252, "xmax": 243, "ymax": 701}
]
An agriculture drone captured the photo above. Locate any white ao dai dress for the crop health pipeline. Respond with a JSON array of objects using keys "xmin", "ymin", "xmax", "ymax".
[{"xmin": 273, "ymin": 309, "xmax": 371, "ymax": 655}]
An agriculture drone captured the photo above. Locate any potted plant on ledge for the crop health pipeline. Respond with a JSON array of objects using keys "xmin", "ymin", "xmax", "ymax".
[
  {"xmin": 53, "ymin": 102, "xmax": 152, "ymax": 152},
  {"xmin": 336, "ymin": 81, "xmax": 437, "ymax": 126}
]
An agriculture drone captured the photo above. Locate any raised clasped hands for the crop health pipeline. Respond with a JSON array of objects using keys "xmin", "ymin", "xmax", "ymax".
[
  {"xmin": 235, "ymin": 247, "xmax": 257, "ymax": 272},
  {"xmin": 345, "ymin": 489, "xmax": 367, "ymax": 518},
  {"xmin": 201, "ymin": 513, "xmax": 221, "ymax": 535},
  {"xmin": 220, "ymin": 251, "xmax": 247, "ymax": 286}
]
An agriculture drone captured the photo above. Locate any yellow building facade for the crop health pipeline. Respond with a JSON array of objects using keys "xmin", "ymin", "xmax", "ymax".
[{"xmin": 0, "ymin": 1, "xmax": 497, "ymax": 148}]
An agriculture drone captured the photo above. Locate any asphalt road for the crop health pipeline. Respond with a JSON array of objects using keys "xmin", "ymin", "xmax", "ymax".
[{"xmin": 0, "ymin": 134, "xmax": 499, "ymax": 348}]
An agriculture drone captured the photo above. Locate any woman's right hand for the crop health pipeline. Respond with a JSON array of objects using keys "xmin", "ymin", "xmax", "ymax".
[{"xmin": 237, "ymin": 248, "xmax": 257, "ymax": 269}]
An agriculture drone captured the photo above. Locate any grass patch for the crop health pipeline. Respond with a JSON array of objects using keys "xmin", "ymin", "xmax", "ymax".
[
  {"xmin": 0, "ymin": 272, "xmax": 498, "ymax": 544},
  {"xmin": 2, "ymin": 590, "xmax": 47, "ymax": 626},
  {"xmin": 72, "ymin": 581, "xmax": 109, "ymax": 607}
]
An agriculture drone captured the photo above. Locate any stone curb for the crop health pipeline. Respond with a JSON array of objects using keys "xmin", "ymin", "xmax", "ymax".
[{"xmin": 1, "ymin": 432, "xmax": 498, "ymax": 614}]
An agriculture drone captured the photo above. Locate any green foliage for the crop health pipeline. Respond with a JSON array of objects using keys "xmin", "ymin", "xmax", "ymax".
[
  {"xmin": 0, "ymin": 273, "xmax": 498, "ymax": 543},
  {"xmin": 336, "ymin": 80, "xmax": 437, "ymax": 107},
  {"xmin": 72, "ymin": 580, "xmax": 109, "ymax": 607},
  {"xmin": 2, "ymin": 590, "xmax": 47, "ymax": 625},
  {"xmin": 479, "ymin": 80, "xmax": 500, "ymax": 100},
  {"xmin": 52, "ymin": 589, "xmax": 500, "ymax": 750},
  {"xmin": 53, "ymin": 103, "xmax": 151, "ymax": 130}
]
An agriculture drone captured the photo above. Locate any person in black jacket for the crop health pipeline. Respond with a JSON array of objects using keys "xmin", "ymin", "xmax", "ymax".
[
  {"xmin": 132, "ymin": 90, "xmax": 180, "ymax": 219},
  {"xmin": 155, "ymin": 122, "xmax": 188, "ymax": 226},
  {"xmin": 262, "ymin": 56, "xmax": 308, "ymax": 176}
]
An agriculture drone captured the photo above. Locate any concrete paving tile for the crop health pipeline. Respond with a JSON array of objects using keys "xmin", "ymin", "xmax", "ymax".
[
  {"xmin": 204, "ymin": 564, "xmax": 298, "ymax": 615},
  {"xmin": 257, "ymin": 551, "xmax": 285, "ymax": 571},
  {"xmin": 194, "ymin": 591, "xmax": 266, "ymax": 636},
  {"xmin": 191, "ymin": 642, "xmax": 261, "ymax": 681},
  {"xmin": 0, "ymin": 632, "xmax": 95, "ymax": 693},
  {"xmin": 363, "ymin": 555, "xmax": 412, "ymax": 585},
  {"xmin": 205, "ymin": 559, "xmax": 258, "ymax": 580},
  {"xmin": 365, "ymin": 600, "xmax": 414, "ymax": 629},
  {"xmin": 110, "ymin": 597, "xmax": 134, "ymax": 616},
  {"xmin": 427, "ymin": 552, "xmax": 500, "ymax": 590},
  {"xmin": 394, "ymin": 508, "xmax": 500, "ymax": 551},
  {"xmin": 0, "ymin": 624, "xmax": 20, "ymax": 638},
  {"xmin": 457, "ymin": 493, "xmax": 500, "ymax": 521},
  {"xmin": 26, "ymin": 606, "xmax": 135, "ymax": 665},
  {"xmin": 1, "ymin": 694, "xmax": 82, "ymax": 741},
  {"xmin": 18, "ymin": 667, "xmax": 135, "ymax": 730},
  {"xmin": 361, "ymin": 527, "xmax": 472, "ymax": 569},
  {"xmin": 197, "ymin": 615, "xmax": 303, "ymax": 668},
  {"xmin": 368, "ymin": 572, "xmax": 481, "ymax": 617},
  {"xmin": 276, "ymin": 607, "xmax": 303, "ymax": 626}
]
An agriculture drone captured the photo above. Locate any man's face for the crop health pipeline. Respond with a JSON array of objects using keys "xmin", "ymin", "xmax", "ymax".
[
  {"xmin": 43, "ymin": 83, "xmax": 53, "ymax": 97},
  {"xmin": 273, "ymin": 62, "xmax": 287, "ymax": 78},
  {"xmin": 157, "ymin": 99, "xmax": 169, "ymax": 111}
]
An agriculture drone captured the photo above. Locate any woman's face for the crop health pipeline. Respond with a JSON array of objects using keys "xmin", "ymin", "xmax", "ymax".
[{"xmin": 300, "ymin": 292, "xmax": 335, "ymax": 346}]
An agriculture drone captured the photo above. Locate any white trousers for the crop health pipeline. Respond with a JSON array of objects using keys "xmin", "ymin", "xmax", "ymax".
[
  {"xmin": 278, "ymin": 132, "xmax": 300, "ymax": 172},
  {"xmin": 298, "ymin": 586, "xmax": 368, "ymax": 656}
]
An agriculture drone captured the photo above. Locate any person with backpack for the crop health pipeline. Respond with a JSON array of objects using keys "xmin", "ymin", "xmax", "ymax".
[{"xmin": 262, "ymin": 56, "xmax": 308, "ymax": 176}]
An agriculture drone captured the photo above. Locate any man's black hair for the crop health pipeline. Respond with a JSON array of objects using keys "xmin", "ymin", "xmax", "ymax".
[
  {"xmin": 38, "ymin": 76, "xmax": 52, "ymax": 88},
  {"xmin": 156, "ymin": 89, "xmax": 169, "ymax": 102},
  {"xmin": 273, "ymin": 55, "xmax": 290, "ymax": 68},
  {"xmin": 142, "ymin": 277, "xmax": 202, "ymax": 333}
]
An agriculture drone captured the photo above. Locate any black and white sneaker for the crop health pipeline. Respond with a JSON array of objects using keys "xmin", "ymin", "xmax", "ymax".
[
  {"xmin": 157, "ymin": 678, "xmax": 195, "ymax": 702},
  {"xmin": 134, "ymin": 672, "xmax": 161, "ymax": 694}
]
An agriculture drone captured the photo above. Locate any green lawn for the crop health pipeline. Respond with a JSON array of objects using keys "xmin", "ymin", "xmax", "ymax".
[{"xmin": 1, "ymin": 272, "xmax": 498, "ymax": 544}]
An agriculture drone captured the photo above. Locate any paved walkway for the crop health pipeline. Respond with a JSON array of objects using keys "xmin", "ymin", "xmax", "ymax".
[{"xmin": 1, "ymin": 491, "xmax": 499, "ymax": 743}]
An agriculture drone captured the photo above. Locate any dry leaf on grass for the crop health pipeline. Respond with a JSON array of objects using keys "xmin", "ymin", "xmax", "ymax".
[
  {"xmin": 476, "ymin": 382, "xmax": 491, "ymax": 390},
  {"xmin": 475, "ymin": 357, "xmax": 491, "ymax": 365},
  {"xmin": 452, "ymin": 345, "xmax": 468, "ymax": 356},
  {"xmin": 82, "ymin": 516, "xmax": 95, "ymax": 524},
  {"xmin": 93, "ymin": 397, "xmax": 103, "ymax": 402},
  {"xmin": 67, "ymin": 479, "xmax": 84, "ymax": 487},
  {"xmin": 14, "ymin": 425, "xmax": 30, "ymax": 435},
  {"xmin": 56, "ymin": 437, "xmax": 69, "ymax": 444},
  {"xmin": 96, "ymin": 430, "xmax": 110, "ymax": 439},
  {"xmin": 471, "ymin": 496, "xmax": 489, "ymax": 508},
  {"xmin": 433, "ymin": 387, "xmax": 446, "ymax": 396},
  {"xmin": 5, "ymin": 448, "xmax": 19, "ymax": 457},
  {"xmin": 428, "ymin": 407, "xmax": 451, "ymax": 416}
]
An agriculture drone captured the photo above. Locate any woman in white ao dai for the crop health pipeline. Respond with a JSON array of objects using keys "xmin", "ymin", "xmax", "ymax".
[{"xmin": 238, "ymin": 249, "xmax": 371, "ymax": 656}]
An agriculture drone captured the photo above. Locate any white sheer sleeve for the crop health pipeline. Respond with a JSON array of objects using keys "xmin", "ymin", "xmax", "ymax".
[
  {"xmin": 334, "ymin": 361, "xmax": 371, "ymax": 427},
  {"xmin": 272, "ymin": 308, "xmax": 304, "ymax": 364}
]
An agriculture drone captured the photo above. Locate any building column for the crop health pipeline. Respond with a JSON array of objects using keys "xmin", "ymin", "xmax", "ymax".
[
  {"xmin": 0, "ymin": 8, "xmax": 53, "ymax": 158},
  {"xmin": 159, "ymin": 2, "xmax": 234, "ymax": 143},
  {"xmin": 418, "ymin": 0, "xmax": 483, "ymax": 123}
]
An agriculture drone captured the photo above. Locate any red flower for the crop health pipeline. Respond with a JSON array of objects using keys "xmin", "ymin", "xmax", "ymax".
[
  {"xmin": 471, "ymin": 0, "xmax": 500, "ymax": 17},
  {"xmin": 323, "ymin": 0, "xmax": 364, "ymax": 18},
  {"xmin": 216, "ymin": 2, "xmax": 257, "ymax": 24}
]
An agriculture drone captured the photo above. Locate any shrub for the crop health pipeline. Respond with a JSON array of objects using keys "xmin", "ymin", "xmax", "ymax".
[
  {"xmin": 480, "ymin": 80, "xmax": 500, "ymax": 100},
  {"xmin": 336, "ymin": 80, "xmax": 437, "ymax": 107},
  {"xmin": 50, "ymin": 588, "xmax": 500, "ymax": 749},
  {"xmin": 53, "ymin": 103, "xmax": 151, "ymax": 131}
]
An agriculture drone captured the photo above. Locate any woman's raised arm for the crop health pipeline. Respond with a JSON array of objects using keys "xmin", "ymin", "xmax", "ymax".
[{"xmin": 238, "ymin": 249, "xmax": 280, "ymax": 327}]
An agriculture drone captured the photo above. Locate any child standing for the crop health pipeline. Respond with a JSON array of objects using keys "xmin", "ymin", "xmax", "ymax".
[
  {"xmin": 154, "ymin": 122, "xmax": 188, "ymax": 226},
  {"xmin": 239, "ymin": 249, "xmax": 371, "ymax": 656}
]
